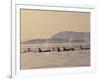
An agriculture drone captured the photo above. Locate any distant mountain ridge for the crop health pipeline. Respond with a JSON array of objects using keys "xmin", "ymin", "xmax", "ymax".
[{"xmin": 22, "ymin": 31, "xmax": 90, "ymax": 44}]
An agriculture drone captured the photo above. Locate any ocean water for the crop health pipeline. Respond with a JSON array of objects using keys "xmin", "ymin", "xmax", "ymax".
[{"xmin": 20, "ymin": 43, "xmax": 90, "ymax": 69}]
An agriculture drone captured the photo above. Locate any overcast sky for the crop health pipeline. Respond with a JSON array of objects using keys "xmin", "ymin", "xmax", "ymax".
[{"xmin": 21, "ymin": 9, "xmax": 90, "ymax": 41}]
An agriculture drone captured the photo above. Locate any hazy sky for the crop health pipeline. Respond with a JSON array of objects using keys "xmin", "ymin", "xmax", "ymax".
[{"xmin": 21, "ymin": 9, "xmax": 90, "ymax": 41}]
